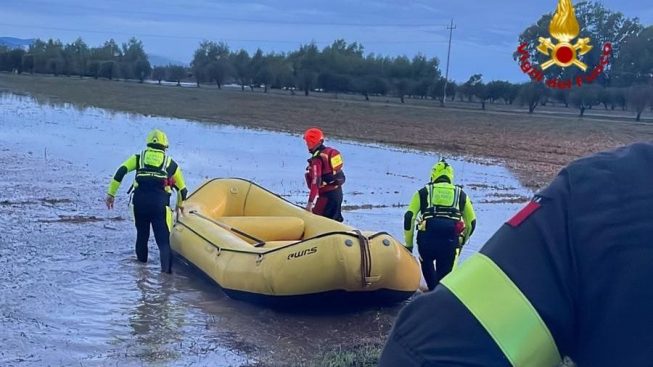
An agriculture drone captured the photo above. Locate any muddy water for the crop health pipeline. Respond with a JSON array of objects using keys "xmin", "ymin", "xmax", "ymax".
[{"xmin": 0, "ymin": 93, "xmax": 532, "ymax": 366}]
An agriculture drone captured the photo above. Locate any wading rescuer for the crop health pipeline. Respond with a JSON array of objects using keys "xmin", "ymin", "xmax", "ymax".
[
  {"xmin": 303, "ymin": 128, "xmax": 346, "ymax": 222},
  {"xmin": 105, "ymin": 129, "xmax": 188, "ymax": 273},
  {"xmin": 381, "ymin": 143, "xmax": 653, "ymax": 366},
  {"xmin": 404, "ymin": 159, "xmax": 476, "ymax": 291}
]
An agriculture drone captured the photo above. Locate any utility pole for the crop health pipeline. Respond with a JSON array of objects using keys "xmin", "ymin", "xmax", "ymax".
[{"xmin": 442, "ymin": 19, "xmax": 456, "ymax": 107}]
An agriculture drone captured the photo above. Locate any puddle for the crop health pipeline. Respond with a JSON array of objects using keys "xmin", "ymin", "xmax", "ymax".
[{"xmin": 0, "ymin": 93, "xmax": 532, "ymax": 366}]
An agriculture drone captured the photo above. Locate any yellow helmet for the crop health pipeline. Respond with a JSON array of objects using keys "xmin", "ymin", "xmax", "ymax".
[
  {"xmin": 146, "ymin": 129, "xmax": 169, "ymax": 149},
  {"xmin": 431, "ymin": 159, "xmax": 454, "ymax": 183}
]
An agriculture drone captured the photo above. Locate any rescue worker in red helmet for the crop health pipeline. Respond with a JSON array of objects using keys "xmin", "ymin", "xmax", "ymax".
[
  {"xmin": 381, "ymin": 143, "xmax": 653, "ymax": 366},
  {"xmin": 404, "ymin": 158, "xmax": 476, "ymax": 291},
  {"xmin": 303, "ymin": 128, "xmax": 346, "ymax": 222},
  {"xmin": 105, "ymin": 129, "xmax": 187, "ymax": 273}
]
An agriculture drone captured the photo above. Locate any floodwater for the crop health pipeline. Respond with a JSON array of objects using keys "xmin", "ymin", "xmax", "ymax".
[{"xmin": 0, "ymin": 93, "xmax": 532, "ymax": 366}]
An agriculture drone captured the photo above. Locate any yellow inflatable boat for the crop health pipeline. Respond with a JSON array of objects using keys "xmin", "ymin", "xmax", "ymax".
[{"xmin": 171, "ymin": 178, "xmax": 420, "ymax": 307}]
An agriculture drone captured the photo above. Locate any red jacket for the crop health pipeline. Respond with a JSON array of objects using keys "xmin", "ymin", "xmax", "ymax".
[{"xmin": 305, "ymin": 145, "xmax": 345, "ymax": 203}]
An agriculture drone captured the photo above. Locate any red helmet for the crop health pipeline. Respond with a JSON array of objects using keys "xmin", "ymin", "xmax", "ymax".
[{"xmin": 303, "ymin": 128, "xmax": 324, "ymax": 149}]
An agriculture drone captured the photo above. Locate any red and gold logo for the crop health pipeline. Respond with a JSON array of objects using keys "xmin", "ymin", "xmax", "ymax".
[
  {"xmin": 516, "ymin": 0, "xmax": 612, "ymax": 89},
  {"xmin": 537, "ymin": 0, "xmax": 592, "ymax": 70}
]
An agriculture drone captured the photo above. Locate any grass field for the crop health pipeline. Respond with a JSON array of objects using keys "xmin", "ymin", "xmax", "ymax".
[{"xmin": 1, "ymin": 72, "xmax": 652, "ymax": 189}]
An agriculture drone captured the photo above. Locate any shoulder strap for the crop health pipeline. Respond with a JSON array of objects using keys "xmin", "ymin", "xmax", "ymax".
[
  {"xmin": 418, "ymin": 186, "xmax": 429, "ymax": 214},
  {"xmin": 138, "ymin": 149, "xmax": 146, "ymax": 170}
]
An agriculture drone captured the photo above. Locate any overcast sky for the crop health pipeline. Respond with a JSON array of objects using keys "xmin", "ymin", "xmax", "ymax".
[{"xmin": 1, "ymin": 0, "xmax": 651, "ymax": 82}]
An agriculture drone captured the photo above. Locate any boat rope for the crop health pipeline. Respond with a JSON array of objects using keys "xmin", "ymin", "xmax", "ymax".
[{"xmin": 354, "ymin": 230, "xmax": 372, "ymax": 287}]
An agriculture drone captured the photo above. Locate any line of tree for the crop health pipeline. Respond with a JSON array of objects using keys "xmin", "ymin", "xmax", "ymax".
[
  {"xmin": 0, "ymin": 2, "xmax": 651, "ymax": 120},
  {"xmin": 0, "ymin": 37, "xmax": 151, "ymax": 82},
  {"xmin": 188, "ymin": 39, "xmax": 456, "ymax": 103},
  {"xmin": 446, "ymin": 73, "xmax": 653, "ymax": 121}
]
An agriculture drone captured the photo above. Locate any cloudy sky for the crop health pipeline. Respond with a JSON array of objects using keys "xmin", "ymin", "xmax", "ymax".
[{"xmin": 1, "ymin": 0, "xmax": 651, "ymax": 82}]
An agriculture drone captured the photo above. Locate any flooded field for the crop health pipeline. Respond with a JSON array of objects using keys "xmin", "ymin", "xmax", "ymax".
[{"xmin": 0, "ymin": 93, "xmax": 532, "ymax": 366}]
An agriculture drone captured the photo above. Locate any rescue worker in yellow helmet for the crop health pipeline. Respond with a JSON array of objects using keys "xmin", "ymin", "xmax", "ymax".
[
  {"xmin": 105, "ymin": 129, "xmax": 187, "ymax": 273},
  {"xmin": 381, "ymin": 143, "xmax": 653, "ymax": 366},
  {"xmin": 404, "ymin": 159, "xmax": 476, "ymax": 291}
]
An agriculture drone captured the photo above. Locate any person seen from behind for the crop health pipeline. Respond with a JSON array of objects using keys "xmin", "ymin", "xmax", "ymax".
[
  {"xmin": 404, "ymin": 158, "xmax": 476, "ymax": 291},
  {"xmin": 105, "ymin": 129, "xmax": 187, "ymax": 273}
]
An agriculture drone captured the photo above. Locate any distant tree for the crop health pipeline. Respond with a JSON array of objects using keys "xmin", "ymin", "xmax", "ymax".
[
  {"xmin": 230, "ymin": 49, "xmax": 251, "ymax": 91},
  {"xmin": 133, "ymin": 58, "xmax": 151, "ymax": 83},
  {"xmin": 205, "ymin": 42, "xmax": 231, "ymax": 89},
  {"xmin": 291, "ymin": 43, "xmax": 320, "ymax": 96},
  {"xmin": 429, "ymin": 78, "xmax": 446, "ymax": 102},
  {"xmin": 87, "ymin": 60, "xmax": 100, "ymax": 79},
  {"xmin": 297, "ymin": 71, "xmax": 317, "ymax": 96},
  {"xmin": 627, "ymin": 85, "xmax": 653, "ymax": 121},
  {"xmin": 460, "ymin": 74, "xmax": 482, "ymax": 102},
  {"xmin": 503, "ymin": 83, "xmax": 520, "ymax": 105},
  {"xmin": 609, "ymin": 87, "xmax": 626, "ymax": 110},
  {"xmin": 570, "ymin": 85, "xmax": 600, "ymax": 117},
  {"xmin": 249, "ymin": 48, "xmax": 266, "ymax": 91},
  {"xmin": 99, "ymin": 60, "xmax": 117, "ymax": 80},
  {"xmin": 207, "ymin": 59, "xmax": 231, "ymax": 89},
  {"xmin": 255, "ymin": 66, "xmax": 274, "ymax": 92},
  {"xmin": 446, "ymin": 81, "xmax": 457, "ymax": 102},
  {"xmin": 354, "ymin": 76, "xmax": 388, "ymax": 100},
  {"xmin": 411, "ymin": 79, "xmax": 431, "ymax": 100},
  {"xmin": 191, "ymin": 40, "xmax": 215, "ymax": 87},
  {"xmin": 487, "ymin": 81, "xmax": 510, "ymax": 103},
  {"xmin": 613, "ymin": 26, "xmax": 653, "ymax": 86},
  {"xmin": 118, "ymin": 62, "xmax": 132, "ymax": 80},
  {"xmin": 271, "ymin": 58, "xmax": 294, "ymax": 91},
  {"xmin": 8, "ymin": 49, "xmax": 26, "ymax": 73},
  {"xmin": 69, "ymin": 37, "xmax": 89, "ymax": 78},
  {"xmin": 472, "ymin": 79, "xmax": 491, "ymax": 110},
  {"xmin": 22, "ymin": 54, "xmax": 34, "ymax": 74},
  {"xmin": 554, "ymin": 89, "xmax": 570, "ymax": 108},
  {"xmin": 0, "ymin": 51, "xmax": 7, "ymax": 72},
  {"xmin": 597, "ymin": 87, "xmax": 614, "ymax": 110},
  {"xmin": 151, "ymin": 66, "xmax": 165, "ymax": 84},
  {"xmin": 166, "ymin": 65, "xmax": 186, "ymax": 86},
  {"xmin": 394, "ymin": 79, "xmax": 411, "ymax": 103},
  {"xmin": 47, "ymin": 57, "xmax": 63, "ymax": 76},
  {"xmin": 518, "ymin": 82, "xmax": 548, "ymax": 113},
  {"xmin": 318, "ymin": 71, "xmax": 351, "ymax": 97}
]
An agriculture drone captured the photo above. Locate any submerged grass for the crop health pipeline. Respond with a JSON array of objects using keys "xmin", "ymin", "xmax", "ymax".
[{"xmin": 310, "ymin": 342, "xmax": 382, "ymax": 367}]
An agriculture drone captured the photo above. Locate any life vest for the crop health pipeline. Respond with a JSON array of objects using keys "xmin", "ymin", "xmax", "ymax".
[
  {"xmin": 305, "ymin": 146, "xmax": 346, "ymax": 189},
  {"xmin": 134, "ymin": 148, "xmax": 173, "ymax": 191},
  {"xmin": 418, "ymin": 182, "xmax": 464, "ymax": 233}
]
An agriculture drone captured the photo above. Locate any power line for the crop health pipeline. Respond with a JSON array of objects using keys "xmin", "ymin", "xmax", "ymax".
[
  {"xmin": 0, "ymin": 22, "xmax": 449, "ymax": 45},
  {"xmin": 6, "ymin": 1, "xmax": 451, "ymax": 29}
]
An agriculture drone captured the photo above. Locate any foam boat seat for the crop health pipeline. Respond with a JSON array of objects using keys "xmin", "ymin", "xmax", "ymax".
[{"xmin": 219, "ymin": 216, "xmax": 305, "ymax": 242}]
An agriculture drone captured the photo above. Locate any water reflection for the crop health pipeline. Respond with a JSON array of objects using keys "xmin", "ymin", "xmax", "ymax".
[{"xmin": 129, "ymin": 268, "xmax": 183, "ymax": 363}]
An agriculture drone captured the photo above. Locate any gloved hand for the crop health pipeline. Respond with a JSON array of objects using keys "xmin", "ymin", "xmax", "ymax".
[
  {"xmin": 105, "ymin": 195, "xmax": 114, "ymax": 210},
  {"xmin": 176, "ymin": 205, "xmax": 184, "ymax": 218}
]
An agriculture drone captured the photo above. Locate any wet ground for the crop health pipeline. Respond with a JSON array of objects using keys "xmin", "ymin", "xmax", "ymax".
[{"xmin": 0, "ymin": 93, "xmax": 532, "ymax": 366}]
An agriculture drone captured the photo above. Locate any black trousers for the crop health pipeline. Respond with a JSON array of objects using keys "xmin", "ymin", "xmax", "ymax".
[
  {"xmin": 132, "ymin": 190, "xmax": 172, "ymax": 273},
  {"xmin": 416, "ymin": 218, "xmax": 459, "ymax": 291},
  {"xmin": 313, "ymin": 187, "xmax": 344, "ymax": 222}
]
